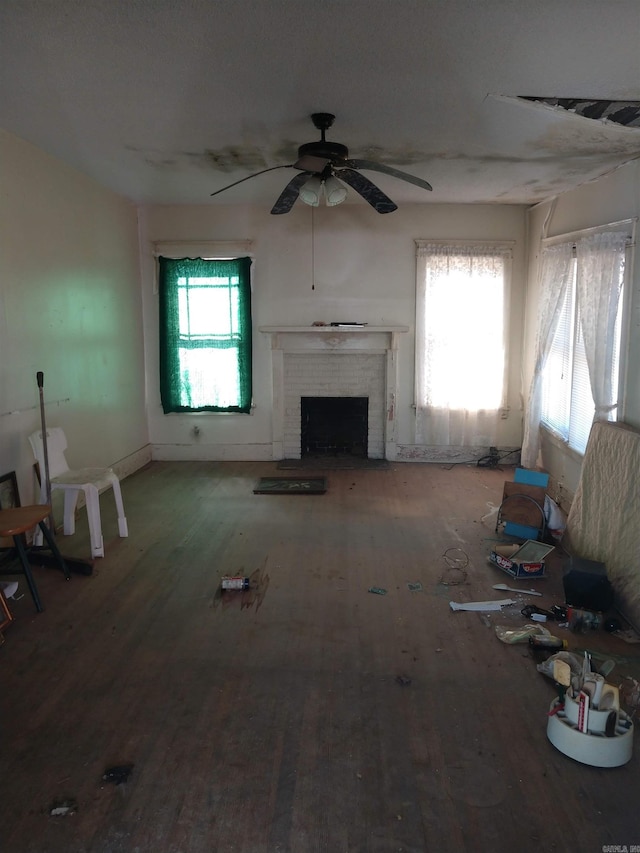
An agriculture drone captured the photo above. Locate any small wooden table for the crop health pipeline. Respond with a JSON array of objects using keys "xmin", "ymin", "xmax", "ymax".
[{"xmin": 0, "ymin": 505, "xmax": 70, "ymax": 612}]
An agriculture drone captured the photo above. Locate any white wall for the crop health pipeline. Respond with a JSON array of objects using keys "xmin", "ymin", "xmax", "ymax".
[
  {"xmin": 0, "ymin": 129, "xmax": 148, "ymax": 505},
  {"xmin": 140, "ymin": 202, "xmax": 528, "ymax": 460},
  {"xmin": 524, "ymin": 160, "xmax": 640, "ymax": 503}
]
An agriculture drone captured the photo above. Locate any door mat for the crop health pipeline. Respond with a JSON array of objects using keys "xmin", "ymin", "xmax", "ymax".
[{"xmin": 253, "ymin": 477, "xmax": 327, "ymax": 495}]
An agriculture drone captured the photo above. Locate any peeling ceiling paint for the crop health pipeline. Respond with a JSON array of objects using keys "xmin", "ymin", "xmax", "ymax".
[
  {"xmin": 2, "ymin": 1, "xmax": 640, "ymax": 207},
  {"xmin": 520, "ymin": 98, "xmax": 640, "ymax": 128}
]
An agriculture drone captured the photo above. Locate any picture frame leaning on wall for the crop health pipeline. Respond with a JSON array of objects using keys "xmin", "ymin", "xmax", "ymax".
[
  {"xmin": 0, "ymin": 588, "xmax": 13, "ymax": 641},
  {"xmin": 0, "ymin": 469, "xmax": 25, "ymax": 549}
]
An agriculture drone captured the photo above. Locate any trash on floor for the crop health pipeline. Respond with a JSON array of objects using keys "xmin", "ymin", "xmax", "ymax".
[
  {"xmin": 102, "ymin": 764, "xmax": 134, "ymax": 785},
  {"xmin": 521, "ymin": 604, "xmax": 557, "ymax": 622},
  {"xmin": 0, "ymin": 580, "xmax": 19, "ymax": 600},
  {"xmin": 407, "ymin": 582, "xmax": 423, "ymax": 592},
  {"xmin": 439, "ymin": 547, "xmax": 469, "ymax": 585},
  {"xmin": 528, "ymin": 633, "xmax": 567, "ymax": 650},
  {"xmin": 489, "ymin": 539, "xmax": 554, "ymax": 580},
  {"xmin": 621, "ymin": 677, "xmax": 640, "ymax": 718},
  {"xmin": 566, "ymin": 606, "xmax": 604, "ymax": 632},
  {"xmin": 221, "ymin": 576, "xmax": 250, "ymax": 591},
  {"xmin": 612, "ymin": 627, "xmax": 640, "ymax": 644},
  {"xmin": 443, "ymin": 548, "xmax": 469, "ymax": 569},
  {"xmin": 449, "ymin": 598, "xmax": 515, "ymax": 612},
  {"xmin": 395, "ymin": 674, "xmax": 412, "ymax": 686},
  {"xmin": 492, "ymin": 582, "xmax": 542, "ymax": 597},
  {"xmin": 545, "ymin": 650, "xmax": 634, "ymax": 767},
  {"xmin": 368, "ymin": 586, "xmax": 387, "ymax": 595},
  {"xmin": 50, "ymin": 798, "xmax": 78, "ymax": 817},
  {"xmin": 495, "ymin": 623, "xmax": 551, "ymax": 644}
]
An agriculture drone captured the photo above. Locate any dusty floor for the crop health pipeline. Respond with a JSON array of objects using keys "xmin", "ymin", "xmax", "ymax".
[{"xmin": 1, "ymin": 460, "xmax": 639, "ymax": 852}]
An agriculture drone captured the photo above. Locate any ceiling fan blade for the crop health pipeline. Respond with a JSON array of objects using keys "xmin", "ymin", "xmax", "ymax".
[
  {"xmin": 294, "ymin": 154, "xmax": 331, "ymax": 172},
  {"xmin": 210, "ymin": 164, "xmax": 294, "ymax": 198},
  {"xmin": 270, "ymin": 172, "xmax": 311, "ymax": 215},
  {"xmin": 345, "ymin": 159, "xmax": 433, "ymax": 192},
  {"xmin": 336, "ymin": 168, "xmax": 397, "ymax": 214}
]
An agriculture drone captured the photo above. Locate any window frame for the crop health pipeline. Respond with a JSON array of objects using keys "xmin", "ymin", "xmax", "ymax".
[
  {"xmin": 540, "ymin": 238, "xmax": 631, "ymax": 456},
  {"xmin": 414, "ymin": 239, "xmax": 513, "ymax": 413},
  {"xmin": 158, "ymin": 255, "xmax": 253, "ymax": 415}
]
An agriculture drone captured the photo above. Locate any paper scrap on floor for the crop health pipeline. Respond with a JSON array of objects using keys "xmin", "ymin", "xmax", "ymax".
[{"xmin": 449, "ymin": 598, "xmax": 516, "ymax": 612}]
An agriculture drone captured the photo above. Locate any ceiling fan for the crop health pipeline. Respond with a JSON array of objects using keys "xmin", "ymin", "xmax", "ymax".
[{"xmin": 210, "ymin": 113, "xmax": 433, "ymax": 214}]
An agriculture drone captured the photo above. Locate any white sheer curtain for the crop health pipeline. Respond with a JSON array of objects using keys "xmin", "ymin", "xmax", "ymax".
[
  {"xmin": 521, "ymin": 242, "xmax": 573, "ymax": 468},
  {"xmin": 575, "ymin": 231, "xmax": 626, "ymax": 422},
  {"xmin": 415, "ymin": 242, "xmax": 510, "ymax": 446}
]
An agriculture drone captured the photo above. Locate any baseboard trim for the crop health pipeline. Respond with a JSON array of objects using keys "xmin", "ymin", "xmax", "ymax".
[
  {"xmin": 113, "ymin": 444, "xmax": 153, "ymax": 480},
  {"xmin": 151, "ymin": 443, "xmax": 274, "ymax": 462},
  {"xmin": 396, "ymin": 445, "xmax": 521, "ymax": 464}
]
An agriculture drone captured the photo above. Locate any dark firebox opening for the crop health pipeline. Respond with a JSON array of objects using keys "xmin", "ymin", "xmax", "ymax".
[{"xmin": 301, "ymin": 396, "xmax": 369, "ymax": 458}]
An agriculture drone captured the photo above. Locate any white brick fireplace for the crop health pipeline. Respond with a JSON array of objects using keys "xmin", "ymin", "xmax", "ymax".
[{"xmin": 260, "ymin": 326, "xmax": 408, "ymax": 460}]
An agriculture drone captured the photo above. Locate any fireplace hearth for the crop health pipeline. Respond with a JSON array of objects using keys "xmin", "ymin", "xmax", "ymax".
[{"xmin": 301, "ymin": 396, "xmax": 368, "ymax": 458}]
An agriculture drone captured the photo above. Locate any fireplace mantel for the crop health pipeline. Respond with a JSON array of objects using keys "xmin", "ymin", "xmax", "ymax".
[
  {"xmin": 260, "ymin": 325, "xmax": 409, "ymax": 353},
  {"xmin": 260, "ymin": 325, "xmax": 408, "ymax": 460},
  {"xmin": 260, "ymin": 326, "xmax": 409, "ymax": 332}
]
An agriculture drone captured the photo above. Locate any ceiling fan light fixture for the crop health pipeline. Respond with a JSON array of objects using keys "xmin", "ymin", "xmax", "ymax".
[
  {"xmin": 299, "ymin": 176, "xmax": 323, "ymax": 206},
  {"xmin": 324, "ymin": 175, "xmax": 348, "ymax": 206}
]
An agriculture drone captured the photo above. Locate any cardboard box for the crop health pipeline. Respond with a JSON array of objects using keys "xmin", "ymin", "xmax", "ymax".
[{"xmin": 489, "ymin": 540, "xmax": 555, "ymax": 579}]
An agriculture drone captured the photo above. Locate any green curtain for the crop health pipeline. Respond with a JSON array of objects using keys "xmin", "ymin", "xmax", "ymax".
[{"xmin": 158, "ymin": 256, "xmax": 252, "ymax": 413}]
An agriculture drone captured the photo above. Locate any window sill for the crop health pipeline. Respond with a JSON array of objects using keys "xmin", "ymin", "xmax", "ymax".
[{"xmin": 540, "ymin": 424, "xmax": 584, "ymax": 462}]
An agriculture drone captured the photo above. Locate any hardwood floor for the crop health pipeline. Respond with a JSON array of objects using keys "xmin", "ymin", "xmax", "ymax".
[{"xmin": 1, "ymin": 461, "xmax": 639, "ymax": 852}]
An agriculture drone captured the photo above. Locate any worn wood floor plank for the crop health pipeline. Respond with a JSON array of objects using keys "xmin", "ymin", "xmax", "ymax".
[{"xmin": 1, "ymin": 460, "xmax": 639, "ymax": 853}]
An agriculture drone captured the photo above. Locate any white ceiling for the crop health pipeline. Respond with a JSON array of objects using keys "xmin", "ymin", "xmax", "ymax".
[{"xmin": 2, "ymin": 0, "xmax": 640, "ymax": 209}]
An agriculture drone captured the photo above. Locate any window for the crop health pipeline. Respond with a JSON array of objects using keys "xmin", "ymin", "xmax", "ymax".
[
  {"xmin": 541, "ymin": 237, "xmax": 626, "ymax": 455},
  {"xmin": 158, "ymin": 257, "xmax": 252, "ymax": 413},
  {"xmin": 415, "ymin": 242, "xmax": 511, "ymax": 445}
]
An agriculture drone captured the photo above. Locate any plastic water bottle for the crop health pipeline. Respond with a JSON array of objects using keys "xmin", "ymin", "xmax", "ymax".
[
  {"xmin": 528, "ymin": 635, "xmax": 568, "ymax": 650},
  {"xmin": 567, "ymin": 607, "xmax": 603, "ymax": 632}
]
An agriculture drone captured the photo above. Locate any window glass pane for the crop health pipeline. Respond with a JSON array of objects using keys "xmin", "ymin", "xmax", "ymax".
[
  {"xmin": 569, "ymin": 309, "xmax": 594, "ymax": 454},
  {"xmin": 609, "ymin": 254, "xmax": 625, "ymax": 420},
  {"xmin": 178, "ymin": 347, "xmax": 240, "ymax": 409},
  {"xmin": 541, "ymin": 264, "xmax": 574, "ymax": 438},
  {"xmin": 178, "ymin": 277, "xmax": 240, "ymax": 338}
]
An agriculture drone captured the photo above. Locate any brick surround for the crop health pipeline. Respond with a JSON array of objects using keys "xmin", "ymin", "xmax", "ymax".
[{"xmin": 284, "ymin": 352, "xmax": 385, "ymax": 458}]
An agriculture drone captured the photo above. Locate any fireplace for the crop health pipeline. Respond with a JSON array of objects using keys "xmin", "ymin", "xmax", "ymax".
[
  {"xmin": 301, "ymin": 396, "xmax": 368, "ymax": 458},
  {"xmin": 259, "ymin": 325, "xmax": 408, "ymax": 460}
]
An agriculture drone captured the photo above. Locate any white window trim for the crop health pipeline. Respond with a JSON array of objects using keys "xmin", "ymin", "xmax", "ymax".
[
  {"xmin": 152, "ymin": 240, "xmax": 254, "ymax": 295},
  {"xmin": 413, "ymin": 240, "xmax": 514, "ymax": 445}
]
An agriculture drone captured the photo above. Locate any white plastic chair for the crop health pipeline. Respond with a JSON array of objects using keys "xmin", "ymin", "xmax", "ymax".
[{"xmin": 28, "ymin": 428, "xmax": 128, "ymax": 558}]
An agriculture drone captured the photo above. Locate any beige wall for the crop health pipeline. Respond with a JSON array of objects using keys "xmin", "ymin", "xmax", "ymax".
[
  {"xmin": 0, "ymin": 129, "xmax": 148, "ymax": 504},
  {"xmin": 140, "ymin": 202, "xmax": 528, "ymax": 459}
]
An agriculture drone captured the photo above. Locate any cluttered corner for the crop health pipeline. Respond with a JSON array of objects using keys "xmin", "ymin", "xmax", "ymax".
[{"xmin": 450, "ymin": 466, "xmax": 640, "ymax": 769}]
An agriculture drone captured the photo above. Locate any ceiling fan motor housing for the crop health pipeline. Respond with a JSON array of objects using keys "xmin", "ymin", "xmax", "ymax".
[{"xmin": 297, "ymin": 140, "xmax": 349, "ymax": 163}]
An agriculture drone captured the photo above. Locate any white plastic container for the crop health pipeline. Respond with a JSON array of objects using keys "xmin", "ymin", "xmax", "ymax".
[{"xmin": 547, "ymin": 699, "xmax": 634, "ymax": 767}]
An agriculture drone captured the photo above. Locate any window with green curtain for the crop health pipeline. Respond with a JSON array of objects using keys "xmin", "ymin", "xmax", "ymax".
[{"xmin": 158, "ymin": 256, "xmax": 253, "ymax": 413}]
